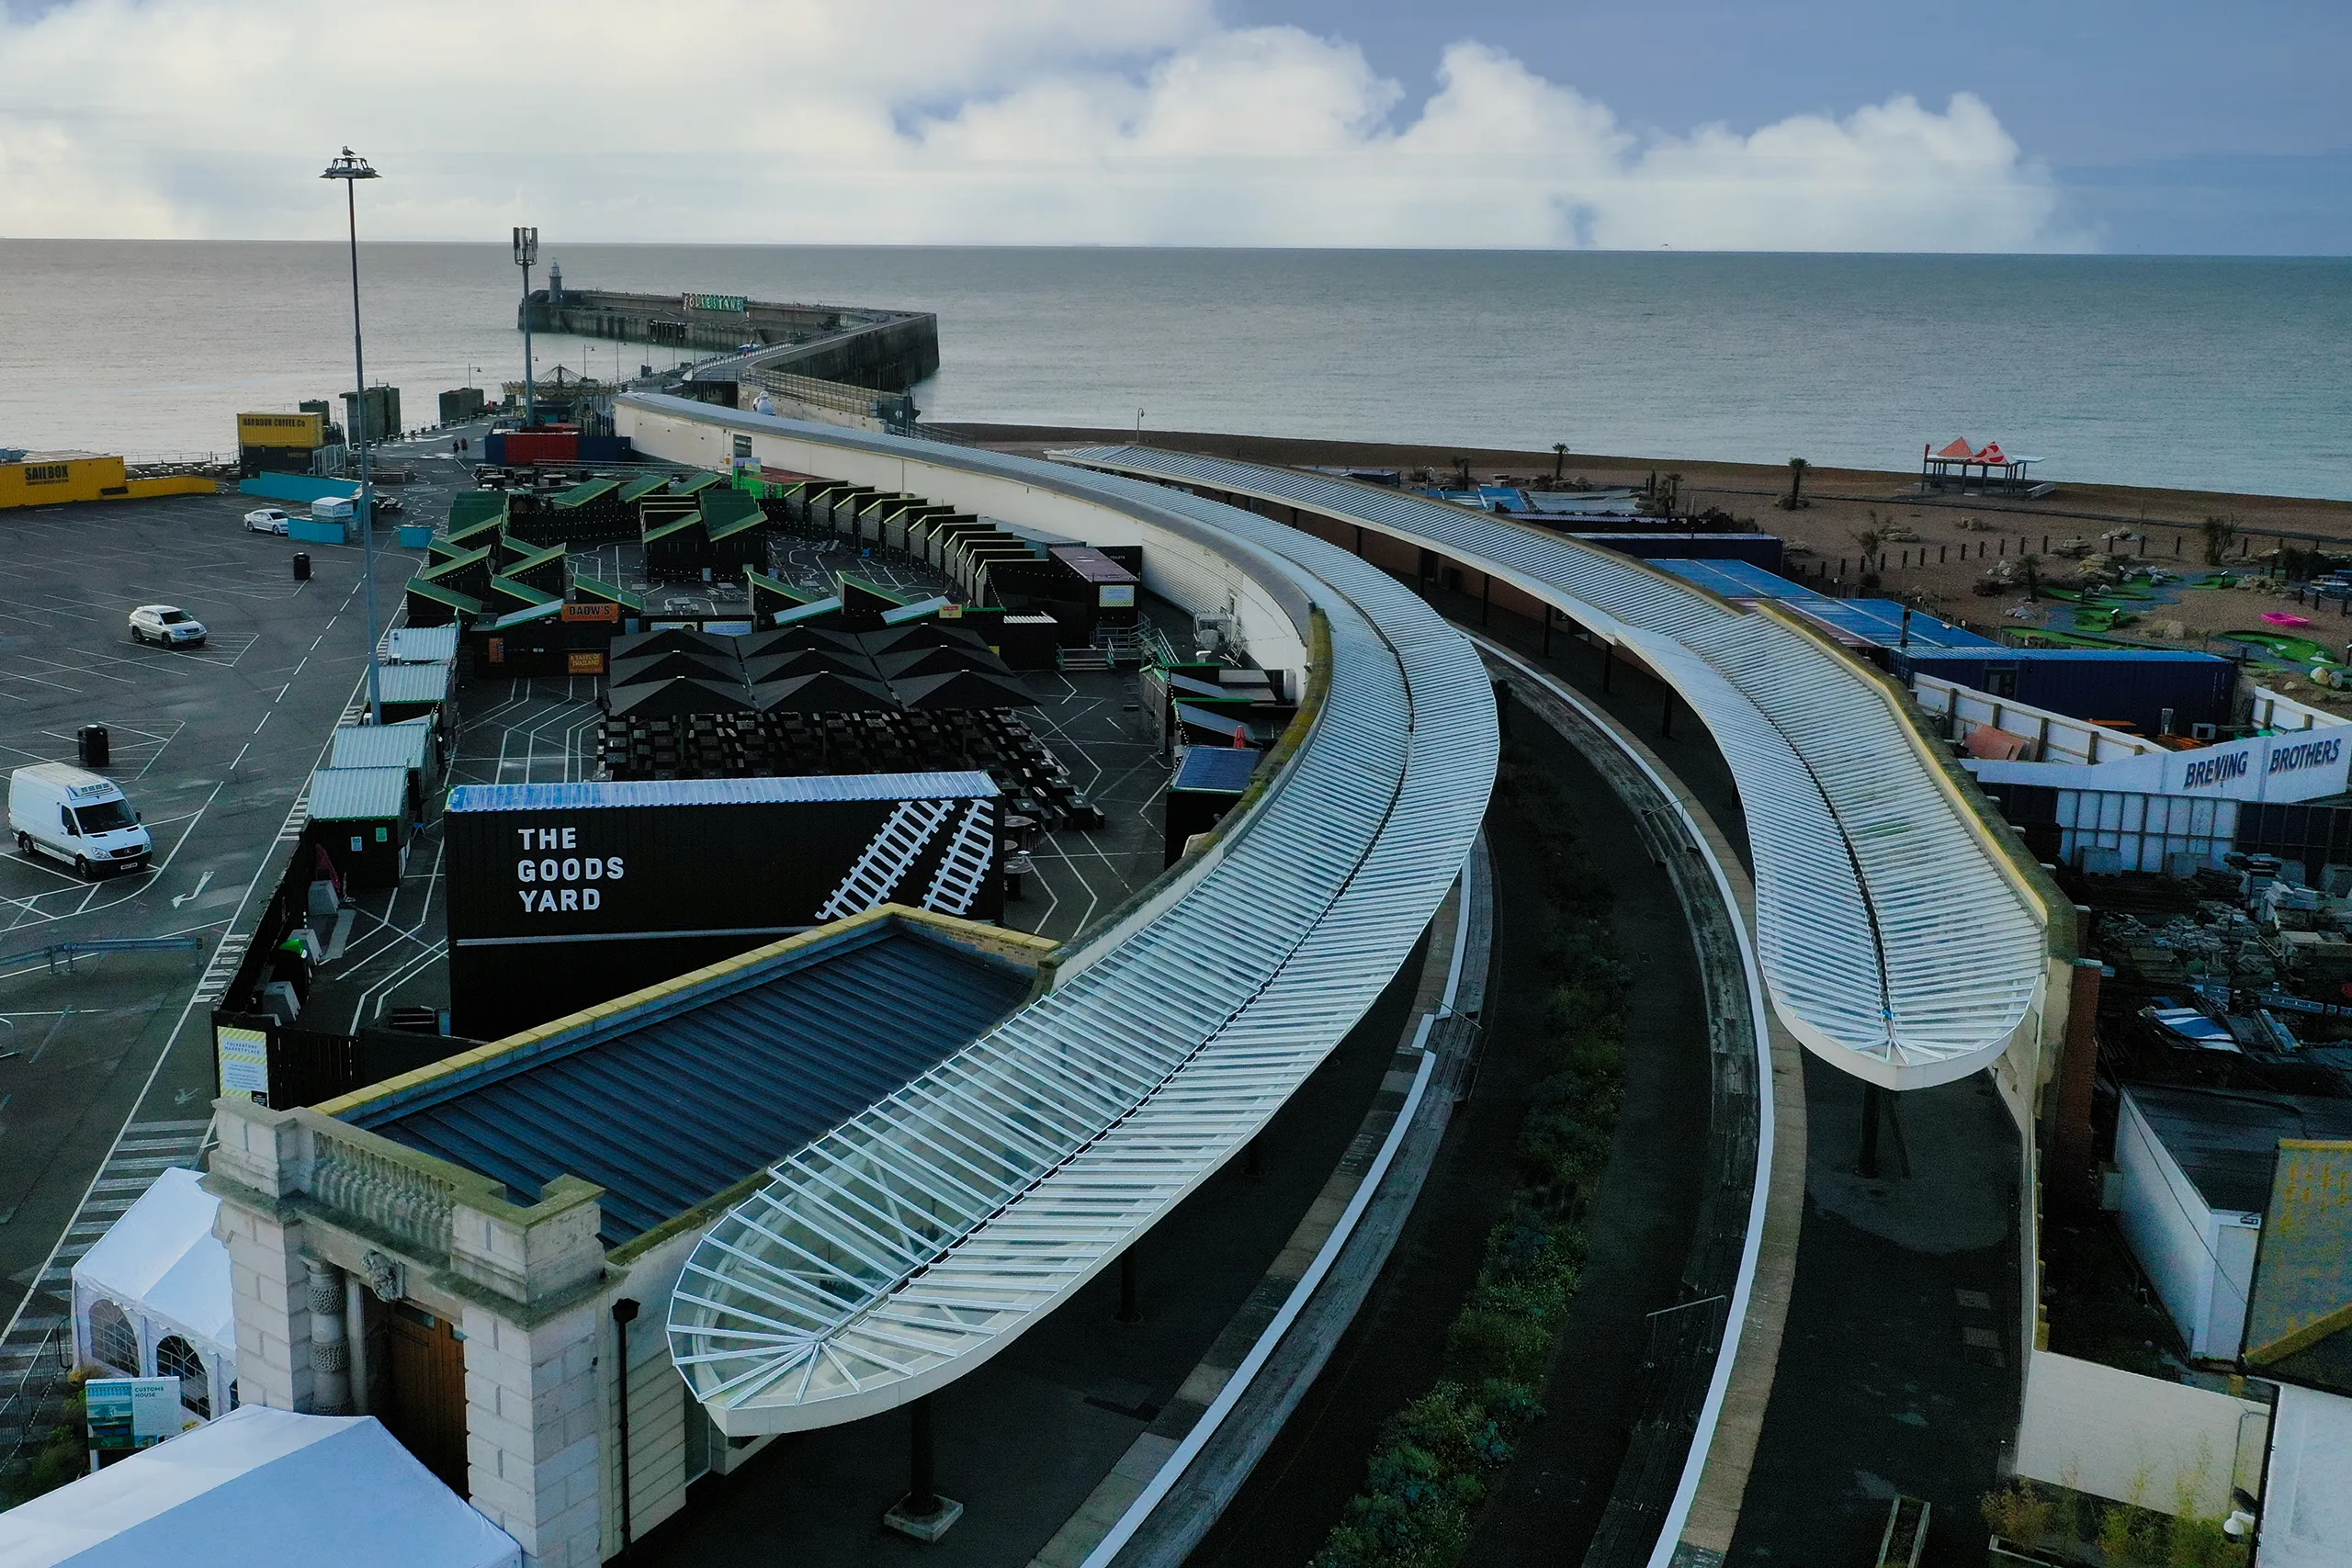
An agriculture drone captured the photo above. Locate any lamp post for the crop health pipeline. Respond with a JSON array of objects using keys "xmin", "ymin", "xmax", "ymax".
[
  {"xmin": 514, "ymin": 227, "xmax": 539, "ymax": 426},
  {"xmin": 322, "ymin": 148, "xmax": 383, "ymax": 726}
]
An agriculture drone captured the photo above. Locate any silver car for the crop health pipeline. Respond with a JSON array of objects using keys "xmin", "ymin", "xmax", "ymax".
[{"xmin": 129, "ymin": 604, "xmax": 208, "ymax": 648}]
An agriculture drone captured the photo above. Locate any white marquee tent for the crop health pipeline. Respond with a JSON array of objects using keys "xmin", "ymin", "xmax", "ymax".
[
  {"xmin": 70, "ymin": 1168, "xmax": 233, "ymax": 1423},
  {"xmin": 0, "ymin": 1406, "xmax": 518, "ymax": 1567}
]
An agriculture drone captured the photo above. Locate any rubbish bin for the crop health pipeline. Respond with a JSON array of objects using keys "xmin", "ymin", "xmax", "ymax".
[
  {"xmin": 77, "ymin": 725, "xmax": 109, "ymax": 768},
  {"xmin": 293, "ymin": 551, "xmax": 311, "ymax": 582}
]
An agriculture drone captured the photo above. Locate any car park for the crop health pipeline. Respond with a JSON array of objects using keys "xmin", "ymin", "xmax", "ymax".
[
  {"xmin": 243, "ymin": 507, "xmax": 292, "ymax": 534},
  {"xmin": 7, "ymin": 763, "xmax": 151, "ymax": 879},
  {"xmin": 129, "ymin": 604, "xmax": 208, "ymax": 647}
]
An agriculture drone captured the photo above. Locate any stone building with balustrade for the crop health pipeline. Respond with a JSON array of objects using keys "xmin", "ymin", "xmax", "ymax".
[{"xmin": 202, "ymin": 908, "xmax": 1050, "ymax": 1566}]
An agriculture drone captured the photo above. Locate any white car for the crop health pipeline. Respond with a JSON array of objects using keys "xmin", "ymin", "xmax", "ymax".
[
  {"xmin": 129, "ymin": 604, "xmax": 208, "ymax": 648},
  {"xmin": 243, "ymin": 507, "xmax": 292, "ymax": 534}
]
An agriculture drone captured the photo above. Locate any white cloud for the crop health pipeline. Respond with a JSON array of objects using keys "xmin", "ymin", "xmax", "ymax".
[{"xmin": 0, "ymin": 0, "xmax": 2076, "ymax": 250}]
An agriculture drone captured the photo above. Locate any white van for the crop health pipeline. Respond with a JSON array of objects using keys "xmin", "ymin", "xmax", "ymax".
[
  {"xmin": 311, "ymin": 495, "xmax": 355, "ymax": 523},
  {"xmin": 8, "ymin": 764, "xmax": 152, "ymax": 879}
]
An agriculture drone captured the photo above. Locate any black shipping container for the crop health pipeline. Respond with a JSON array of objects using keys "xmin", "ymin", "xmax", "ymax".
[
  {"xmin": 1899, "ymin": 648, "xmax": 2237, "ymax": 737},
  {"xmin": 444, "ymin": 774, "xmax": 1002, "ymax": 1039}
]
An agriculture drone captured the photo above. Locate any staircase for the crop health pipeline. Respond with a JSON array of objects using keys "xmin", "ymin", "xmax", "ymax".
[
  {"xmin": 921, "ymin": 801, "xmax": 997, "ymax": 917},
  {"xmin": 818, "ymin": 798, "xmax": 953, "ymax": 919}
]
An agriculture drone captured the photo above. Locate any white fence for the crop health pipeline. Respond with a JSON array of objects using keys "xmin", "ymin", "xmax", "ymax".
[
  {"xmin": 1914, "ymin": 673, "xmax": 2164, "ymax": 767},
  {"xmin": 2016, "ymin": 1350, "xmax": 2269, "ymax": 1517}
]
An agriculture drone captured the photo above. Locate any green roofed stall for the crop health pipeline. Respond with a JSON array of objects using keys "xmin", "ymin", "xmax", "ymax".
[
  {"xmin": 552, "ymin": 479, "xmax": 618, "ymax": 511},
  {"xmin": 491, "ymin": 575, "xmax": 560, "ymax": 609},
  {"xmin": 447, "ymin": 490, "xmax": 509, "ymax": 536},
  {"xmin": 670, "ymin": 472, "xmax": 721, "ymax": 496},
  {"xmin": 699, "ymin": 489, "xmax": 765, "ymax": 537},
  {"xmin": 573, "ymin": 574, "xmax": 647, "ymax": 614},
  {"xmin": 747, "ymin": 569, "xmax": 818, "ymax": 619},
  {"xmin": 618, "ymin": 474, "xmax": 672, "ymax": 504},
  {"xmin": 403, "ymin": 578, "xmax": 483, "ymax": 625},
  {"xmin": 642, "ymin": 513, "xmax": 702, "ymax": 547}
]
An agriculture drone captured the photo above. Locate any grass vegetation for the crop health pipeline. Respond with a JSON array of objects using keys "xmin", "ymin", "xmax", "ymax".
[
  {"xmin": 1308, "ymin": 747, "xmax": 1628, "ymax": 1568},
  {"xmin": 1983, "ymin": 1476, "xmax": 2247, "ymax": 1568}
]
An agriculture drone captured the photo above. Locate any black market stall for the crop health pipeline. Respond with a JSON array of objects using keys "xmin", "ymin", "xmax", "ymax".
[{"xmin": 301, "ymin": 767, "xmax": 413, "ymax": 891}]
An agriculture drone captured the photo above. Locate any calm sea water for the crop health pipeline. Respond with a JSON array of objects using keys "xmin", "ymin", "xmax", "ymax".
[{"xmin": 2, "ymin": 243, "xmax": 2347, "ymax": 499}]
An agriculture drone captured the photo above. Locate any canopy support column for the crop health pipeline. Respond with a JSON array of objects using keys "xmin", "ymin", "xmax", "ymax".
[{"xmin": 884, "ymin": 1394, "xmax": 964, "ymax": 1541}]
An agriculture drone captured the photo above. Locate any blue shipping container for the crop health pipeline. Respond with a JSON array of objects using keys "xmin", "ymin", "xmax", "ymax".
[{"xmin": 1901, "ymin": 648, "xmax": 2237, "ymax": 737}]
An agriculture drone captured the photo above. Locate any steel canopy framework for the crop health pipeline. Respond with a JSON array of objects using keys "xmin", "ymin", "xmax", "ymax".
[
  {"xmin": 656, "ymin": 419, "xmax": 1497, "ymax": 1435},
  {"xmin": 1056, "ymin": 446, "xmax": 2050, "ymax": 1091}
]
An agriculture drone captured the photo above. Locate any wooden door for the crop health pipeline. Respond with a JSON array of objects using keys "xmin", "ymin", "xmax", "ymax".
[{"xmin": 383, "ymin": 1301, "xmax": 469, "ymax": 1495}]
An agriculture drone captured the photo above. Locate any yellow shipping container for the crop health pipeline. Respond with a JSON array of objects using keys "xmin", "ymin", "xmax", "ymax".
[
  {"xmin": 237, "ymin": 412, "xmax": 324, "ymax": 449},
  {"xmin": 0, "ymin": 454, "xmax": 212, "ymax": 510},
  {"xmin": 0, "ymin": 452, "xmax": 130, "ymax": 509}
]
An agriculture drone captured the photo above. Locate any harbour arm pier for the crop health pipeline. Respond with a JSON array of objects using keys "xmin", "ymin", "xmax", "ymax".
[{"xmin": 520, "ymin": 273, "xmax": 939, "ymax": 391}]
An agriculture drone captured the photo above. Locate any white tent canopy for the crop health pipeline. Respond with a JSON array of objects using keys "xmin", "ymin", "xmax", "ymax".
[
  {"xmin": 0, "ymin": 1406, "xmax": 519, "ymax": 1568},
  {"xmin": 70, "ymin": 1168, "xmax": 232, "ymax": 1419}
]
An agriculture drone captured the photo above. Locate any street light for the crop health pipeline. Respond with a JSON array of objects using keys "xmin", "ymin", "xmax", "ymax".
[
  {"xmin": 322, "ymin": 147, "xmax": 383, "ymax": 728},
  {"xmin": 514, "ymin": 227, "xmax": 539, "ymax": 426}
]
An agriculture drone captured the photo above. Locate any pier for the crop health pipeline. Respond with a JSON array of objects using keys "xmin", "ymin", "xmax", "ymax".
[{"xmin": 520, "ymin": 276, "xmax": 938, "ymax": 391}]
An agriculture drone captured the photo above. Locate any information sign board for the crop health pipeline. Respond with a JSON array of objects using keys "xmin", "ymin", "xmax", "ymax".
[{"xmin": 85, "ymin": 1377, "xmax": 183, "ymax": 1450}]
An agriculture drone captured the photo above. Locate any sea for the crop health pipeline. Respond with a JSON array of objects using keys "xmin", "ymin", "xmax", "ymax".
[{"xmin": 2, "ymin": 243, "xmax": 2348, "ymax": 501}]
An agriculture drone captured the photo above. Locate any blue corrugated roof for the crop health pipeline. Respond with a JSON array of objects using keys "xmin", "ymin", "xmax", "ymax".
[
  {"xmin": 1906, "ymin": 647, "xmax": 2231, "ymax": 664},
  {"xmin": 1660, "ymin": 558, "xmax": 1819, "ymax": 601},
  {"xmin": 1657, "ymin": 559, "xmax": 2000, "ymax": 651},
  {"xmin": 328, "ymin": 723, "xmax": 432, "ymax": 774},
  {"xmin": 384, "ymin": 626, "xmax": 458, "ymax": 665},
  {"xmin": 1173, "ymin": 746, "xmax": 1261, "ymax": 794},
  {"xmin": 771, "ymin": 597, "xmax": 844, "ymax": 626},
  {"xmin": 347, "ymin": 921, "xmax": 1034, "ymax": 1244},
  {"xmin": 372, "ymin": 662, "xmax": 452, "ymax": 705},
  {"xmin": 307, "ymin": 766, "xmax": 409, "ymax": 822},
  {"xmin": 447, "ymin": 771, "xmax": 998, "ymax": 813},
  {"xmin": 880, "ymin": 596, "xmax": 954, "ymax": 625}
]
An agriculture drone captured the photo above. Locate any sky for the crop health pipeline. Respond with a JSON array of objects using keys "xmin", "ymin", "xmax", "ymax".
[{"xmin": 0, "ymin": 0, "xmax": 2343, "ymax": 253}]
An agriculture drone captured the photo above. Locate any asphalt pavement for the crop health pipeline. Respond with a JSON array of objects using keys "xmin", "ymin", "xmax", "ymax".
[{"xmin": 0, "ymin": 482, "xmax": 429, "ymax": 1337}]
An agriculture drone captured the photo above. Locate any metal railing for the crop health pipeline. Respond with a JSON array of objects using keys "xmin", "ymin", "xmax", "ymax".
[{"xmin": 0, "ymin": 937, "xmax": 202, "ymax": 976}]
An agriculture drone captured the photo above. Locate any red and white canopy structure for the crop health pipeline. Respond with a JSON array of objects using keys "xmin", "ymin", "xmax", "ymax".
[{"xmin": 1923, "ymin": 437, "xmax": 2039, "ymax": 487}]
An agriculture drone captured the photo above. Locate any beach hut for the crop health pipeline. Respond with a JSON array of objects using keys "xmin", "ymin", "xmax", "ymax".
[
  {"xmin": 326, "ymin": 721, "xmax": 437, "ymax": 816},
  {"xmin": 369, "ymin": 660, "xmax": 452, "ymax": 727},
  {"xmin": 302, "ymin": 766, "xmax": 412, "ymax": 890},
  {"xmin": 72, "ymin": 1168, "xmax": 235, "ymax": 1427},
  {"xmin": 383, "ymin": 625, "xmax": 458, "ymax": 666}
]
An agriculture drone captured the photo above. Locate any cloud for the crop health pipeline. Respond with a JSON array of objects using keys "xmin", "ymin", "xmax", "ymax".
[{"xmin": 0, "ymin": 0, "xmax": 2076, "ymax": 250}]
